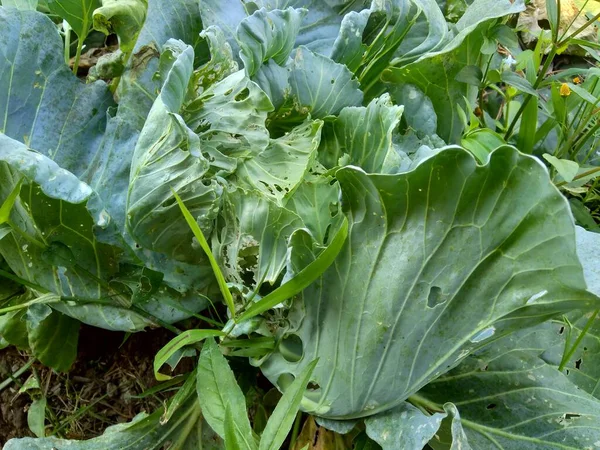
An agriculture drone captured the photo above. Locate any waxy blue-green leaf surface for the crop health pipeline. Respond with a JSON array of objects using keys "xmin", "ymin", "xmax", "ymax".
[
  {"xmin": 238, "ymin": 7, "xmax": 306, "ymax": 77},
  {"xmin": 421, "ymin": 324, "xmax": 600, "ymax": 449},
  {"xmin": 260, "ymin": 146, "xmax": 599, "ymax": 419},
  {"xmin": 126, "ymin": 42, "xmax": 221, "ymax": 262}
]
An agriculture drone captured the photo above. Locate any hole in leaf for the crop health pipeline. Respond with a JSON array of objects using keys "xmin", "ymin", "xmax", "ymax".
[
  {"xmin": 558, "ymin": 326, "xmax": 565, "ymax": 335},
  {"xmin": 323, "ymin": 224, "xmax": 331, "ymax": 245},
  {"xmin": 277, "ymin": 373, "xmax": 295, "ymax": 391},
  {"xmin": 307, "ymin": 381, "xmax": 320, "ymax": 391},
  {"xmin": 363, "ymin": 11, "xmax": 386, "ymax": 46},
  {"xmin": 427, "ymin": 286, "xmax": 446, "ymax": 308},
  {"xmin": 481, "ymin": 365, "xmax": 488, "ymax": 371},
  {"xmin": 235, "ymin": 87, "xmax": 250, "ymax": 101},
  {"xmin": 537, "ymin": 19, "xmax": 551, "ymax": 30},
  {"xmin": 565, "ymin": 413, "xmax": 580, "ymax": 420},
  {"xmin": 162, "ymin": 197, "xmax": 177, "ymax": 208},
  {"xmin": 486, "ymin": 404, "xmax": 497, "ymax": 410},
  {"xmin": 304, "ymin": 379, "xmax": 322, "ymax": 402},
  {"xmin": 224, "ymin": 88, "xmax": 233, "ymax": 96},
  {"xmin": 575, "ymin": 358, "xmax": 582, "ymax": 369},
  {"xmin": 280, "ymin": 334, "xmax": 304, "ymax": 363},
  {"xmin": 566, "ymin": 369, "xmax": 570, "ymax": 375},
  {"xmin": 329, "ymin": 202, "xmax": 339, "ymax": 217}
]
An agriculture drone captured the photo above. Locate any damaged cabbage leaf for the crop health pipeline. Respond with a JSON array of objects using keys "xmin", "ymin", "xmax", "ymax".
[
  {"xmin": 126, "ymin": 42, "xmax": 221, "ymax": 262},
  {"xmin": 420, "ymin": 322, "xmax": 600, "ymax": 449},
  {"xmin": 215, "ymin": 189, "xmax": 304, "ymax": 288},
  {"xmin": 260, "ymin": 146, "xmax": 600, "ymax": 419}
]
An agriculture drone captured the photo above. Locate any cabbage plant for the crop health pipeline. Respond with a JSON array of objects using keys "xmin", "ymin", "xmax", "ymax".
[{"xmin": 2, "ymin": 0, "xmax": 600, "ymax": 448}]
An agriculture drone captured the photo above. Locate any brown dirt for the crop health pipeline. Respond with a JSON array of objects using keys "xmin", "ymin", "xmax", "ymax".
[{"xmin": 0, "ymin": 324, "xmax": 188, "ymax": 446}]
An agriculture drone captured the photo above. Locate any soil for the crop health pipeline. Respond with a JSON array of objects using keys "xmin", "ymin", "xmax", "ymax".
[{"xmin": 0, "ymin": 324, "xmax": 189, "ymax": 446}]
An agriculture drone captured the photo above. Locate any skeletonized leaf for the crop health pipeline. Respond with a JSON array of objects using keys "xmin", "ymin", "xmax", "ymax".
[
  {"xmin": 237, "ymin": 120, "xmax": 323, "ymax": 202},
  {"xmin": 183, "ymin": 70, "xmax": 273, "ymax": 173},
  {"xmin": 127, "ymin": 43, "xmax": 221, "ymax": 262},
  {"xmin": 215, "ymin": 190, "xmax": 304, "ymax": 287}
]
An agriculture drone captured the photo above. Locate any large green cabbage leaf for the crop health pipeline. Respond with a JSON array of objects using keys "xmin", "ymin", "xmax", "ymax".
[
  {"xmin": 260, "ymin": 146, "xmax": 600, "ymax": 419},
  {"xmin": 420, "ymin": 323, "xmax": 600, "ymax": 449},
  {"xmin": 0, "ymin": 5, "xmax": 215, "ymax": 331}
]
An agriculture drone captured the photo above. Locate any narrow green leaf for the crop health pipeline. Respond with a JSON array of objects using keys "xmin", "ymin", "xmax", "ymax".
[
  {"xmin": 172, "ymin": 189, "xmax": 236, "ymax": 318},
  {"xmin": 196, "ymin": 338, "xmax": 255, "ymax": 448},
  {"xmin": 237, "ymin": 217, "xmax": 348, "ymax": 322},
  {"xmin": 154, "ymin": 329, "xmax": 224, "ymax": 381},
  {"xmin": 27, "ymin": 397, "xmax": 46, "ymax": 438},
  {"xmin": 259, "ymin": 359, "xmax": 318, "ymax": 450},
  {"xmin": 161, "ymin": 369, "xmax": 196, "ymax": 424},
  {"xmin": 569, "ymin": 82, "xmax": 600, "ymax": 105},
  {"xmin": 546, "ymin": 0, "xmax": 559, "ymax": 41},
  {"xmin": 0, "ymin": 178, "xmax": 22, "ymax": 224},
  {"xmin": 516, "ymin": 95, "xmax": 538, "ymax": 154},
  {"xmin": 551, "ymin": 82, "xmax": 567, "ymax": 124}
]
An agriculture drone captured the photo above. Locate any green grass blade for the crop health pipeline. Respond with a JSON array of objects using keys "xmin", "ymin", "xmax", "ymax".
[
  {"xmin": 171, "ymin": 189, "xmax": 236, "ymax": 318},
  {"xmin": 259, "ymin": 359, "xmax": 318, "ymax": 450},
  {"xmin": 0, "ymin": 178, "xmax": 23, "ymax": 224},
  {"xmin": 237, "ymin": 218, "xmax": 348, "ymax": 322},
  {"xmin": 154, "ymin": 329, "xmax": 224, "ymax": 381}
]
